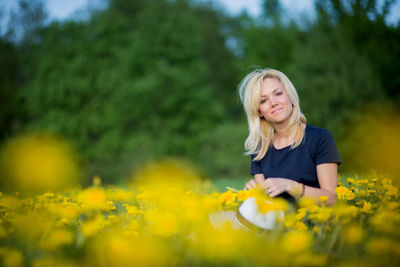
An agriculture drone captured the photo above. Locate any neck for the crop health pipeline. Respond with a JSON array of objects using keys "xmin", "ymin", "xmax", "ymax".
[{"xmin": 273, "ymin": 121, "xmax": 292, "ymax": 139}]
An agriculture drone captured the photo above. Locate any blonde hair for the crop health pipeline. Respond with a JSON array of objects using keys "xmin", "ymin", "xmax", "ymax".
[{"xmin": 238, "ymin": 68, "xmax": 307, "ymax": 161}]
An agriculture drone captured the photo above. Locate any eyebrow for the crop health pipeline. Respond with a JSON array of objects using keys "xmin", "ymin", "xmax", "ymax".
[{"xmin": 261, "ymin": 88, "xmax": 281, "ymax": 97}]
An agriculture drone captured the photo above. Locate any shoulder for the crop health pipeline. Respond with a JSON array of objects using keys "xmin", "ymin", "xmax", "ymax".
[
  {"xmin": 305, "ymin": 124, "xmax": 334, "ymax": 141},
  {"xmin": 304, "ymin": 124, "xmax": 337, "ymax": 150},
  {"xmin": 305, "ymin": 125, "xmax": 341, "ymax": 164}
]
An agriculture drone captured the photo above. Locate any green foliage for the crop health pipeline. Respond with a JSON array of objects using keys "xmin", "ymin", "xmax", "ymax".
[
  {"xmin": 15, "ymin": 0, "xmax": 240, "ymax": 183},
  {"xmin": 0, "ymin": 39, "xmax": 19, "ymax": 139},
  {"xmin": 315, "ymin": 0, "xmax": 400, "ymax": 101},
  {"xmin": 1, "ymin": 0, "xmax": 399, "ymax": 183},
  {"xmin": 287, "ymin": 23, "xmax": 382, "ymax": 137}
]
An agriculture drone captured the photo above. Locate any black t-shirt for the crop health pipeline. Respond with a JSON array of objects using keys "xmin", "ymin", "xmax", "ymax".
[{"xmin": 250, "ymin": 124, "xmax": 341, "ymax": 200}]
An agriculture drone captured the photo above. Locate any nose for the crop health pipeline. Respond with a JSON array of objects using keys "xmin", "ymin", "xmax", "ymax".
[{"xmin": 269, "ymin": 96, "xmax": 278, "ymax": 106}]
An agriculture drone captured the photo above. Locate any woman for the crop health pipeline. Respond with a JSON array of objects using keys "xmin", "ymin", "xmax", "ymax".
[{"xmin": 239, "ymin": 68, "xmax": 341, "ymax": 206}]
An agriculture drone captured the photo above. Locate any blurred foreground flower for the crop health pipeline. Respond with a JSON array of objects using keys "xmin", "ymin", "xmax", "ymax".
[
  {"xmin": 0, "ymin": 133, "xmax": 81, "ymax": 193},
  {"xmin": 0, "ymin": 158, "xmax": 398, "ymax": 266}
]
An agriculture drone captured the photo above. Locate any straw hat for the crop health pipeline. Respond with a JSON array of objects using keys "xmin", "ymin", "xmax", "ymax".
[{"xmin": 209, "ymin": 197, "xmax": 284, "ymax": 231}]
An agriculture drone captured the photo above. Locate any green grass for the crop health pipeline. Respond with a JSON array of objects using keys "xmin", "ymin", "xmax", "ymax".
[{"xmin": 212, "ymin": 177, "xmax": 248, "ymax": 192}]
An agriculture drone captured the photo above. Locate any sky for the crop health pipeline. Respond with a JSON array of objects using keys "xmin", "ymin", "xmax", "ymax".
[
  {"xmin": 46, "ymin": 0, "xmax": 316, "ymax": 21},
  {"xmin": 1, "ymin": 0, "xmax": 400, "ymax": 25}
]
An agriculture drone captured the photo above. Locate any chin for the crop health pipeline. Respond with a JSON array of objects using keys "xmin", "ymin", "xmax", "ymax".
[{"xmin": 271, "ymin": 115, "xmax": 291, "ymax": 124}]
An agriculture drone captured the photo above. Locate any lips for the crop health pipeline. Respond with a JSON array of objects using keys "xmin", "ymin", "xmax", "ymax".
[{"xmin": 271, "ymin": 108, "xmax": 283, "ymax": 114}]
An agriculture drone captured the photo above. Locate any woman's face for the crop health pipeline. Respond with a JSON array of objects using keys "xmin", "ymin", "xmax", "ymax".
[{"xmin": 259, "ymin": 78, "xmax": 293, "ymax": 125}]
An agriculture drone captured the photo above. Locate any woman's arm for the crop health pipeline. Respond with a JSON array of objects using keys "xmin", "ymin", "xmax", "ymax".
[
  {"xmin": 244, "ymin": 163, "xmax": 338, "ymax": 206},
  {"xmin": 311, "ymin": 163, "xmax": 338, "ymax": 206}
]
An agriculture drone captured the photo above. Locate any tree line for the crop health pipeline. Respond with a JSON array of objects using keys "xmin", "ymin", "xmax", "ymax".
[{"xmin": 1, "ymin": 0, "xmax": 399, "ymax": 183}]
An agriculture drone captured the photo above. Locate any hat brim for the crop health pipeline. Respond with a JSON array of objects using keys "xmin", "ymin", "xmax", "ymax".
[{"xmin": 209, "ymin": 210, "xmax": 250, "ymax": 232}]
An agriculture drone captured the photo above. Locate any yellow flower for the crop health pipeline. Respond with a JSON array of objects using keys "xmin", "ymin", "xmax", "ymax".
[
  {"xmin": 42, "ymin": 193, "xmax": 55, "ymax": 198},
  {"xmin": 255, "ymin": 196, "xmax": 287, "ymax": 214},
  {"xmin": 347, "ymin": 178, "xmax": 356, "ymax": 184},
  {"xmin": 189, "ymin": 223, "xmax": 256, "ymax": 262},
  {"xmin": 283, "ymin": 214, "xmax": 297, "ymax": 228},
  {"xmin": 125, "ymin": 205, "xmax": 144, "ymax": 216},
  {"xmin": 312, "ymin": 226, "xmax": 320, "ymax": 234},
  {"xmin": 335, "ymin": 186, "xmax": 350, "ymax": 200},
  {"xmin": 281, "ymin": 231, "xmax": 312, "ymax": 253},
  {"xmin": 370, "ymin": 209, "xmax": 400, "ymax": 235},
  {"xmin": 334, "ymin": 205, "xmax": 359, "ymax": 223},
  {"xmin": 59, "ymin": 204, "xmax": 80, "ymax": 220},
  {"xmin": 1, "ymin": 248, "xmax": 24, "ymax": 267},
  {"xmin": 343, "ymin": 224, "xmax": 364, "ymax": 245},
  {"xmin": 146, "ymin": 210, "xmax": 180, "ymax": 237},
  {"xmin": 236, "ymin": 190, "xmax": 251, "ymax": 202},
  {"xmin": 318, "ymin": 196, "xmax": 329, "ymax": 203},
  {"xmin": 363, "ymin": 201, "xmax": 371, "ymax": 209},
  {"xmin": 56, "ymin": 218, "xmax": 72, "ymax": 227},
  {"xmin": 270, "ymin": 198, "xmax": 288, "ymax": 212},
  {"xmin": 77, "ymin": 187, "xmax": 108, "ymax": 211},
  {"xmin": 298, "ymin": 197, "xmax": 316, "ymax": 208},
  {"xmin": 314, "ymin": 208, "xmax": 331, "ymax": 223},
  {"xmin": 295, "ymin": 211, "xmax": 306, "ymax": 221},
  {"xmin": 381, "ymin": 178, "xmax": 392, "ymax": 185},
  {"xmin": 41, "ymin": 230, "xmax": 74, "ymax": 250},
  {"xmin": 355, "ymin": 180, "xmax": 363, "ymax": 187},
  {"xmin": 106, "ymin": 200, "xmax": 116, "ymax": 211},
  {"xmin": 0, "ymin": 133, "xmax": 81, "ymax": 193},
  {"xmin": 295, "ymin": 221, "xmax": 307, "ymax": 231},
  {"xmin": 218, "ymin": 190, "xmax": 236, "ymax": 206},
  {"xmin": 89, "ymin": 233, "xmax": 174, "ymax": 267},
  {"xmin": 81, "ymin": 216, "xmax": 105, "ymax": 237},
  {"xmin": 346, "ymin": 191, "xmax": 355, "ymax": 200},
  {"xmin": 383, "ymin": 185, "xmax": 398, "ymax": 197},
  {"xmin": 360, "ymin": 201, "xmax": 372, "ymax": 213},
  {"xmin": 386, "ymin": 202, "xmax": 399, "ymax": 210},
  {"xmin": 0, "ymin": 196, "xmax": 21, "ymax": 210}
]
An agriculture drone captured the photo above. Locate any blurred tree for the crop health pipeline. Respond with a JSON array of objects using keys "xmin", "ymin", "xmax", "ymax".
[
  {"xmin": 315, "ymin": 0, "xmax": 400, "ymax": 101},
  {"xmin": 5, "ymin": 0, "xmax": 48, "ymax": 44},
  {"xmin": 233, "ymin": 0, "xmax": 299, "ymax": 79},
  {"xmin": 19, "ymin": 0, "xmax": 239, "ymax": 182},
  {"xmin": 287, "ymin": 21, "xmax": 382, "ymax": 137},
  {"xmin": 3, "ymin": 0, "xmax": 400, "ymax": 183},
  {"xmin": 0, "ymin": 0, "xmax": 47, "ymax": 141},
  {"xmin": 0, "ymin": 39, "xmax": 19, "ymax": 139},
  {"xmin": 262, "ymin": 0, "xmax": 283, "ymax": 27}
]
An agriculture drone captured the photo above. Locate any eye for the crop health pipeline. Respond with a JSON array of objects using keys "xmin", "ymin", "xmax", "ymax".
[
  {"xmin": 260, "ymin": 99, "xmax": 267, "ymax": 104},
  {"xmin": 276, "ymin": 91, "xmax": 282, "ymax": 96}
]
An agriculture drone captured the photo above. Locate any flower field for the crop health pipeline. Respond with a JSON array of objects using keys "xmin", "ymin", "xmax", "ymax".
[{"xmin": 0, "ymin": 135, "xmax": 399, "ymax": 266}]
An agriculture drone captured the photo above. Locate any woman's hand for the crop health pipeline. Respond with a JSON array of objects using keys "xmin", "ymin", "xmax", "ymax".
[
  {"xmin": 244, "ymin": 175, "xmax": 302, "ymax": 198},
  {"xmin": 245, "ymin": 163, "xmax": 338, "ymax": 206},
  {"xmin": 244, "ymin": 178, "xmax": 257, "ymax": 190},
  {"xmin": 263, "ymin": 178, "xmax": 302, "ymax": 197},
  {"xmin": 244, "ymin": 174, "xmax": 268, "ymax": 190}
]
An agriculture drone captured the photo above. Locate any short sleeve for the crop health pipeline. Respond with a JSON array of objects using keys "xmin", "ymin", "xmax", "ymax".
[
  {"xmin": 250, "ymin": 154, "xmax": 263, "ymax": 175},
  {"xmin": 315, "ymin": 129, "xmax": 342, "ymax": 166}
]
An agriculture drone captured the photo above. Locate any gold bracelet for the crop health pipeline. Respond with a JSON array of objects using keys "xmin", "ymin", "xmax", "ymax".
[{"xmin": 300, "ymin": 183, "xmax": 305, "ymax": 198}]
